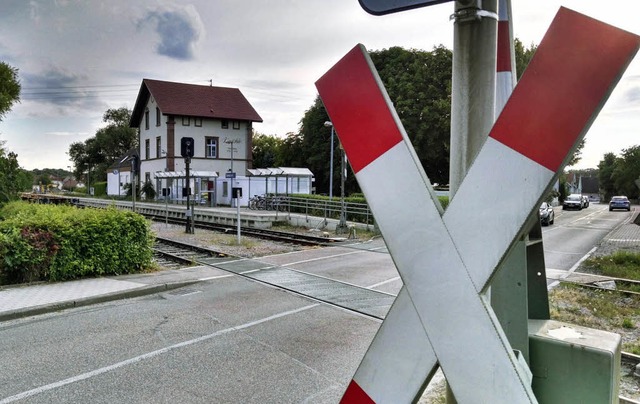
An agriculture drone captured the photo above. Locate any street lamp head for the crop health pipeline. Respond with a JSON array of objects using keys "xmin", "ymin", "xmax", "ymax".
[{"xmin": 324, "ymin": 121, "xmax": 333, "ymax": 127}]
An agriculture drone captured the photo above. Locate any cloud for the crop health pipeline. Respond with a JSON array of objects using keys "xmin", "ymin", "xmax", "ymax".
[
  {"xmin": 624, "ymin": 85, "xmax": 640, "ymax": 104},
  {"xmin": 137, "ymin": 5, "xmax": 204, "ymax": 61},
  {"xmin": 45, "ymin": 131, "xmax": 90, "ymax": 137},
  {"xmin": 20, "ymin": 68, "xmax": 88, "ymax": 106}
]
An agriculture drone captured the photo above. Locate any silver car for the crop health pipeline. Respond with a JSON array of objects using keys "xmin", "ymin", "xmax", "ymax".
[
  {"xmin": 563, "ymin": 194, "xmax": 583, "ymax": 210},
  {"xmin": 539, "ymin": 202, "xmax": 555, "ymax": 226}
]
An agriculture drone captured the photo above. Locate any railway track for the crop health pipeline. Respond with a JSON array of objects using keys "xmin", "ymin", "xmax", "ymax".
[
  {"xmin": 559, "ymin": 271, "xmax": 640, "ymax": 296},
  {"xmin": 152, "ymin": 236, "xmax": 394, "ymax": 320},
  {"xmin": 152, "ymin": 215, "xmax": 339, "ymax": 246}
]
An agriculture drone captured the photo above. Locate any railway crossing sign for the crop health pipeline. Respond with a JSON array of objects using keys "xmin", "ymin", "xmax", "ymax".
[{"xmin": 316, "ymin": 7, "xmax": 639, "ymax": 403}]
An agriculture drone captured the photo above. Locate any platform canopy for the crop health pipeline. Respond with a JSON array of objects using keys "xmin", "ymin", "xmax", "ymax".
[
  {"xmin": 247, "ymin": 167, "xmax": 313, "ymax": 177},
  {"xmin": 154, "ymin": 170, "xmax": 219, "ymax": 179}
]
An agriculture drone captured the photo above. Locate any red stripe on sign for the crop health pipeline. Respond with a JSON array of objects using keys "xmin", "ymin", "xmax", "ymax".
[
  {"xmin": 340, "ymin": 380, "xmax": 375, "ymax": 404},
  {"xmin": 490, "ymin": 7, "xmax": 639, "ymax": 172},
  {"xmin": 316, "ymin": 44, "xmax": 403, "ymax": 173},
  {"xmin": 496, "ymin": 21, "xmax": 511, "ymax": 73}
]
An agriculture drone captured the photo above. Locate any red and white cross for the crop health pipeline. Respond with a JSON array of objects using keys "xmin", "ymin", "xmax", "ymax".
[{"xmin": 316, "ymin": 7, "xmax": 639, "ymax": 403}]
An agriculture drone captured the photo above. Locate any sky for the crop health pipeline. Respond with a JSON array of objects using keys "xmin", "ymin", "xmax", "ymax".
[{"xmin": 0, "ymin": 0, "xmax": 638, "ymax": 172}]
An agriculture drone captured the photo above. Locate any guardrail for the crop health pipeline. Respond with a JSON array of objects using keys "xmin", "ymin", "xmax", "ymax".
[{"xmin": 250, "ymin": 195, "xmax": 375, "ymax": 230}]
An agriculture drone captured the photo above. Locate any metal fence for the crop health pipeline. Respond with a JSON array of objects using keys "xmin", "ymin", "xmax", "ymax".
[{"xmin": 249, "ymin": 195, "xmax": 375, "ymax": 229}]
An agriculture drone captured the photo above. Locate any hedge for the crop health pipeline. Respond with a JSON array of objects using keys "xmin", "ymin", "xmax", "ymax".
[{"xmin": 0, "ymin": 201, "xmax": 154, "ymax": 284}]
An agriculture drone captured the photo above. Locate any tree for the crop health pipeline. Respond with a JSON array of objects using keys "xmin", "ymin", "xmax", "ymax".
[
  {"xmin": 252, "ymin": 132, "xmax": 283, "ymax": 168},
  {"xmin": 370, "ymin": 46, "xmax": 452, "ymax": 185},
  {"xmin": 0, "ymin": 141, "xmax": 32, "ymax": 203},
  {"xmin": 612, "ymin": 145, "xmax": 640, "ymax": 200},
  {"xmin": 598, "ymin": 152, "xmax": 618, "ymax": 202},
  {"xmin": 514, "ymin": 39, "xmax": 536, "ymax": 80},
  {"xmin": 284, "ymin": 40, "xmax": 549, "ymax": 195},
  {"xmin": 0, "ymin": 62, "xmax": 21, "ymax": 122},
  {"xmin": 68, "ymin": 107, "xmax": 138, "ymax": 185}
]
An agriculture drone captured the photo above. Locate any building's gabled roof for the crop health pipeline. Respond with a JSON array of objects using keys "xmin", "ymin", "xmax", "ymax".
[
  {"xmin": 130, "ymin": 79, "xmax": 263, "ymax": 127},
  {"xmin": 108, "ymin": 148, "xmax": 139, "ymax": 170}
]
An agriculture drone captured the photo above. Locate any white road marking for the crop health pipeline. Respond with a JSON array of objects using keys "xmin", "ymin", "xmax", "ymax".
[
  {"xmin": 0, "ymin": 304, "xmax": 319, "ymax": 404},
  {"xmin": 367, "ymin": 277, "xmax": 401, "ymax": 289},
  {"xmin": 547, "ymin": 246, "xmax": 597, "ymax": 289}
]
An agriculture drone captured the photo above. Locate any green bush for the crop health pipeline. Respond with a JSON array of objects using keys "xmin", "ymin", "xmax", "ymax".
[
  {"xmin": 93, "ymin": 181, "xmax": 107, "ymax": 196},
  {"xmin": 0, "ymin": 201, "xmax": 154, "ymax": 284}
]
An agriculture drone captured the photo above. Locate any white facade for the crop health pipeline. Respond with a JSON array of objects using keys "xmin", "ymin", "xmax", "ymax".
[
  {"xmin": 106, "ymin": 169, "xmax": 132, "ymax": 196},
  {"xmin": 136, "ymin": 97, "xmax": 253, "ymax": 196}
]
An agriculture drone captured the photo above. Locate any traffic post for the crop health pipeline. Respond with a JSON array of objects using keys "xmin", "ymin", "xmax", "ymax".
[{"xmin": 232, "ymin": 187, "xmax": 242, "ymax": 244}]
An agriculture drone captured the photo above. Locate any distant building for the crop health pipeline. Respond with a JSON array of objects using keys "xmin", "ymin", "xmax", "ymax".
[
  {"xmin": 128, "ymin": 79, "xmax": 262, "ymax": 205},
  {"xmin": 106, "ymin": 149, "xmax": 137, "ymax": 196}
]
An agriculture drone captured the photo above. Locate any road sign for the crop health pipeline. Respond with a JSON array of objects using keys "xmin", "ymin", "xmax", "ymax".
[
  {"xmin": 358, "ymin": 0, "xmax": 453, "ymax": 15},
  {"xmin": 316, "ymin": 8, "xmax": 639, "ymax": 403},
  {"xmin": 225, "ymin": 172, "xmax": 236, "ymax": 179}
]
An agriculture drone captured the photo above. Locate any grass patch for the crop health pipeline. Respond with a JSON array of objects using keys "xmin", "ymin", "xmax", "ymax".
[
  {"xmin": 583, "ymin": 251, "xmax": 640, "ymax": 280},
  {"xmin": 549, "ymin": 284, "xmax": 640, "ymax": 354}
]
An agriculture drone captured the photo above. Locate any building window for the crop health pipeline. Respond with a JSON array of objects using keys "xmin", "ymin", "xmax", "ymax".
[
  {"xmin": 144, "ymin": 109, "xmax": 149, "ymax": 130},
  {"xmin": 156, "ymin": 137, "xmax": 162, "ymax": 158},
  {"xmin": 205, "ymin": 137, "xmax": 218, "ymax": 158},
  {"xmin": 182, "ymin": 116, "xmax": 190, "ymax": 126},
  {"xmin": 145, "ymin": 139, "xmax": 150, "ymax": 160},
  {"xmin": 194, "ymin": 117, "xmax": 202, "ymax": 127},
  {"xmin": 232, "ymin": 120, "xmax": 240, "ymax": 130},
  {"xmin": 156, "ymin": 107, "xmax": 161, "ymax": 126},
  {"xmin": 221, "ymin": 120, "xmax": 229, "ymax": 129},
  {"xmin": 222, "ymin": 181, "xmax": 228, "ymax": 197},
  {"xmin": 145, "ymin": 172, "xmax": 151, "ymax": 184}
]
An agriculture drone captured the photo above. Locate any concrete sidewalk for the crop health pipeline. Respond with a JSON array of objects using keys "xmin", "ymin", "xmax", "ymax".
[
  {"xmin": 0, "ymin": 265, "xmax": 231, "ymax": 322},
  {"xmin": 1, "ymin": 209, "xmax": 638, "ymax": 323}
]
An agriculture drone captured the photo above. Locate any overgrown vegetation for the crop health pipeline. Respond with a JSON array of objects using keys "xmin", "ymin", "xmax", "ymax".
[
  {"xmin": 0, "ymin": 201, "xmax": 154, "ymax": 284},
  {"xmin": 549, "ymin": 284, "xmax": 640, "ymax": 354},
  {"xmin": 582, "ymin": 251, "xmax": 640, "ymax": 280}
]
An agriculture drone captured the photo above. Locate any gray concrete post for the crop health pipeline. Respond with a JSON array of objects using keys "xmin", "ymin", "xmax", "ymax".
[
  {"xmin": 448, "ymin": 1, "xmax": 498, "ymax": 401},
  {"xmin": 449, "ymin": 0, "xmax": 497, "ymax": 199}
]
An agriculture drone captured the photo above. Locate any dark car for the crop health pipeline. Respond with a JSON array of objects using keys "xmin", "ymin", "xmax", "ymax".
[
  {"xmin": 539, "ymin": 202, "xmax": 555, "ymax": 226},
  {"xmin": 609, "ymin": 196, "xmax": 631, "ymax": 211},
  {"xmin": 563, "ymin": 194, "xmax": 583, "ymax": 210}
]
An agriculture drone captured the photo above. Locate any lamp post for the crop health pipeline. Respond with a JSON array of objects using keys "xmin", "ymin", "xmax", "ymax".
[
  {"xmin": 337, "ymin": 145, "xmax": 348, "ymax": 234},
  {"xmin": 324, "ymin": 121, "xmax": 334, "ymax": 200}
]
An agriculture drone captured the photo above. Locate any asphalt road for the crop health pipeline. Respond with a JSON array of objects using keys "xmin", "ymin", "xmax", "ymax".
[
  {"xmin": 541, "ymin": 202, "xmax": 630, "ymax": 274},
  {"xmin": 0, "ymin": 274, "xmax": 382, "ymax": 403},
  {"xmin": 0, "ymin": 203, "xmax": 630, "ymax": 403}
]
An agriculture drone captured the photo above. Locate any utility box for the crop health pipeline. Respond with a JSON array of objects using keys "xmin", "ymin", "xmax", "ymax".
[{"xmin": 529, "ymin": 319, "xmax": 621, "ymax": 403}]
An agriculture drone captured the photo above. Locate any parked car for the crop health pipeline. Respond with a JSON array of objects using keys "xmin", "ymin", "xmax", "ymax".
[
  {"xmin": 609, "ymin": 195, "xmax": 631, "ymax": 211},
  {"xmin": 563, "ymin": 194, "xmax": 583, "ymax": 210},
  {"xmin": 539, "ymin": 202, "xmax": 555, "ymax": 226},
  {"xmin": 582, "ymin": 195, "xmax": 589, "ymax": 208}
]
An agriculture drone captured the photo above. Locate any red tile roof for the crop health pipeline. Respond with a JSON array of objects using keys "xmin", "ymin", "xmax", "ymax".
[{"xmin": 130, "ymin": 79, "xmax": 262, "ymax": 127}]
